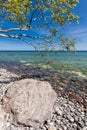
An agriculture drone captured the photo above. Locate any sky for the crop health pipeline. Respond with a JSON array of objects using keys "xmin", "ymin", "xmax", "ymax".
[{"xmin": 0, "ymin": 0, "xmax": 87, "ymax": 51}]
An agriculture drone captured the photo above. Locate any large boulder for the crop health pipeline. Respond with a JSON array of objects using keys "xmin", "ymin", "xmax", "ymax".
[{"xmin": 3, "ymin": 79, "xmax": 57, "ymax": 128}]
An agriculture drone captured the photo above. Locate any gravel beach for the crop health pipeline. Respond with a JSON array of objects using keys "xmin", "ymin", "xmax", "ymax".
[{"xmin": 0, "ymin": 62, "xmax": 87, "ymax": 130}]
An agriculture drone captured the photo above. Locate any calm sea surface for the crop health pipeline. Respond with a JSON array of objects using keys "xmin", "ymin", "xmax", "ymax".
[{"xmin": 0, "ymin": 51, "xmax": 87, "ymax": 76}]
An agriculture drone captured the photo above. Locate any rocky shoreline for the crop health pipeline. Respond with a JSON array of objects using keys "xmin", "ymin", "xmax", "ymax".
[{"xmin": 0, "ymin": 63, "xmax": 87, "ymax": 130}]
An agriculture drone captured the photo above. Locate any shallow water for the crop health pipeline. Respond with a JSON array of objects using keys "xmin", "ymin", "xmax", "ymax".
[{"xmin": 0, "ymin": 51, "xmax": 87, "ymax": 76}]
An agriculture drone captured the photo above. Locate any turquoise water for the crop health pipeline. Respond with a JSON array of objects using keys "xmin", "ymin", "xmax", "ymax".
[{"xmin": 0, "ymin": 51, "xmax": 87, "ymax": 76}]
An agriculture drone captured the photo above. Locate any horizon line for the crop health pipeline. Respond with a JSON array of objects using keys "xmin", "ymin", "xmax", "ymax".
[{"xmin": 0, "ymin": 50, "xmax": 87, "ymax": 51}]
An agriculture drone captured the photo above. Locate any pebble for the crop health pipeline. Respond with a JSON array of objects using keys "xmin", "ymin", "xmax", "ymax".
[
  {"xmin": 46, "ymin": 120, "xmax": 51, "ymax": 125},
  {"xmin": 70, "ymin": 107, "xmax": 75, "ymax": 112},
  {"xmin": 84, "ymin": 119, "xmax": 87, "ymax": 126},
  {"xmin": 55, "ymin": 108, "xmax": 63, "ymax": 116},
  {"xmin": 41, "ymin": 126, "xmax": 47, "ymax": 130},
  {"xmin": 67, "ymin": 115, "xmax": 74, "ymax": 123},
  {"xmin": 48, "ymin": 123, "xmax": 56, "ymax": 130},
  {"xmin": 77, "ymin": 125, "xmax": 82, "ymax": 130},
  {"xmin": 63, "ymin": 126, "xmax": 67, "ymax": 130},
  {"xmin": 29, "ymin": 127, "xmax": 34, "ymax": 130},
  {"xmin": 74, "ymin": 116, "xmax": 79, "ymax": 122},
  {"xmin": 78, "ymin": 121, "xmax": 85, "ymax": 128},
  {"xmin": 82, "ymin": 126, "xmax": 87, "ymax": 130}
]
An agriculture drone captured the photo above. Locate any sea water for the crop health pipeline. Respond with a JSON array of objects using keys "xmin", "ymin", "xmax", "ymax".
[{"xmin": 0, "ymin": 51, "xmax": 87, "ymax": 76}]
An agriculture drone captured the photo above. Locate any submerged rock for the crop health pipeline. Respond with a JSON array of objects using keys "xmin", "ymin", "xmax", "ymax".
[{"xmin": 2, "ymin": 79, "xmax": 57, "ymax": 129}]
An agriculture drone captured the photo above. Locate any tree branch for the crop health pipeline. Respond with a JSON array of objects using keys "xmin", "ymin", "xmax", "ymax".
[
  {"xmin": 0, "ymin": 33, "xmax": 51, "ymax": 43},
  {"xmin": 0, "ymin": 28, "xmax": 29, "ymax": 33},
  {"xmin": 29, "ymin": 6, "xmax": 40, "ymax": 28},
  {"xmin": 18, "ymin": 34, "xmax": 50, "ymax": 43},
  {"xmin": 0, "ymin": 33, "xmax": 10, "ymax": 38}
]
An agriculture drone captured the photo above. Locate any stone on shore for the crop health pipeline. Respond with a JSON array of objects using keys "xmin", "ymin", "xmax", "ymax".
[
  {"xmin": 48, "ymin": 122, "xmax": 56, "ymax": 130},
  {"xmin": 0, "ymin": 68, "xmax": 19, "ymax": 83},
  {"xmin": 0, "ymin": 68, "xmax": 19, "ymax": 101},
  {"xmin": 0, "ymin": 105, "xmax": 10, "ymax": 130},
  {"xmin": 2, "ymin": 79, "xmax": 57, "ymax": 129}
]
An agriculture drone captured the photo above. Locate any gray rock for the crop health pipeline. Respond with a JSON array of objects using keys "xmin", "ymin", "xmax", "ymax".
[
  {"xmin": 41, "ymin": 126, "xmax": 47, "ymax": 130},
  {"xmin": 0, "ymin": 68, "xmax": 19, "ymax": 83},
  {"xmin": 78, "ymin": 121, "xmax": 85, "ymax": 128},
  {"xmin": 84, "ymin": 118, "xmax": 87, "ymax": 126},
  {"xmin": 30, "ymin": 127, "xmax": 34, "ymax": 130},
  {"xmin": 63, "ymin": 126, "xmax": 67, "ymax": 130},
  {"xmin": 55, "ymin": 108, "xmax": 63, "ymax": 116},
  {"xmin": 3, "ymin": 79, "xmax": 57, "ymax": 129},
  {"xmin": 67, "ymin": 115, "xmax": 74, "ymax": 123},
  {"xmin": 70, "ymin": 107, "xmax": 75, "ymax": 112},
  {"xmin": 25, "ymin": 127, "xmax": 30, "ymax": 130},
  {"xmin": 77, "ymin": 125, "xmax": 82, "ymax": 130},
  {"xmin": 82, "ymin": 126, "xmax": 87, "ymax": 130},
  {"xmin": 0, "ymin": 105, "xmax": 10, "ymax": 130},
  {"xmin": 55, "ymin": 119, "xmax": 61, "ymax": 125},
  {"xmin": 48, "ymin": 122, "xmax": 56, "ymax": 130},
  {"xmin": 17, "ymin": 127, "xmax": 26, "ymax": 130},
  {"xmin": 46, "ymin": 119, "xmax": 51, "ymax": 125},
  {"xmin": 72, "ymin": 123, "xmax": 77, "ymax": 129},
  {"xmin": 0, "ymin": 68, "xmax": 19, "ymax": 101},
  {"xmin": 74, "ymin": 116, "xmax": 79, "ymax": 122}
]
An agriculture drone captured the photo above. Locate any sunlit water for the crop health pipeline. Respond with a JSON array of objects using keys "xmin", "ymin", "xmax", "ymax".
[{"xmin": 0, "ymin": 51, "xmax": 87, "ymax": 77}]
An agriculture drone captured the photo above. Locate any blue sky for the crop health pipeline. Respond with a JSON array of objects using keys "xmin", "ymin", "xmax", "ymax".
[{"xmin": 0, "ymin": 0, "xmax": 87, "ymax": 51}]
